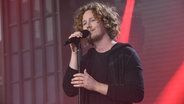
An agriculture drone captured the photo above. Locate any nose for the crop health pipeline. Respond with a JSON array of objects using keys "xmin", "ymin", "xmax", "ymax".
[{"xmin": 86, "ymin": 21, "xmax": 92, "ymax": 30}]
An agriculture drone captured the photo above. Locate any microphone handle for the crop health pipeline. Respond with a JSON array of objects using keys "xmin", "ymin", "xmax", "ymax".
[{"xmin": 64, "ymin": 30, "xmax": 90, "ymax": 46}]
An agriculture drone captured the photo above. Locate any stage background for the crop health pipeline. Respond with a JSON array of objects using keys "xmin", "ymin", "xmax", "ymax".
[{"xmin": 1, "ymin": 0, "xmax": 184, "ymax": 104}]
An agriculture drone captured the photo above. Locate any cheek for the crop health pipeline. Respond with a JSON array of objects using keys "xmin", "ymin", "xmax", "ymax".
[
  {"xmin": 83, "ymin": 27, "xmax": 86, "ymax": 30},
  {"xmin": 82, "ymin": 25, "xmax": 86, "ymax": 30}
]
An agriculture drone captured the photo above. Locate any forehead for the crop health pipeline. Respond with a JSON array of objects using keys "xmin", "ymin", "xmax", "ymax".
[{"xmin": 82, "ymin": 10, "xmax": 94, "ymax": 20}]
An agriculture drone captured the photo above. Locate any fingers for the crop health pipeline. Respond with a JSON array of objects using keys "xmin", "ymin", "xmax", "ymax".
[
  {"xmin": 71, "ymin": 73, "xmax": 85, "ymax": 87},
  {"xmin": 72, "ymin": 74, "xmax": 84, "ymax": 82},
  {"xmin": 68, "ymin": 31, "xmax": 83, "ymax": 52},
  {"xmin": 71, "ymin": 80, "xmax": 84, "ymax": 87},
  {"xmin": 69, "ymin": 31, "xmax": 82, "ymax": 39},
  {"xmin": 73, "ymin": 73, "xmax": 85, "ymax": 77},
  {"xmin": 71, "ymin": 70, "xmax": 92, "ymax": 88},
  {"xmin": 71, "ymin": 70, "xmax": 97, "ymax": 91}
]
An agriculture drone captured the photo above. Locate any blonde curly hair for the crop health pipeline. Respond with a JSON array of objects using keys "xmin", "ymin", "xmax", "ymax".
[{"xmin": 73, "ymin": 2, "xmax": 120, "ymax": 39}]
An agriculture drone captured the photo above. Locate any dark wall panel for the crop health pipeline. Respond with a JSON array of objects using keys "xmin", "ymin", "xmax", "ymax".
[{"xmin": 139, "ymin": 0, "xmax": 184, "ymax": 103}]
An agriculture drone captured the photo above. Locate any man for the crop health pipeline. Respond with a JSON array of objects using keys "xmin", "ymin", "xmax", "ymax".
[{"xmin": 63, "ymin": 2, "xmax": 144, "ymax": 104}]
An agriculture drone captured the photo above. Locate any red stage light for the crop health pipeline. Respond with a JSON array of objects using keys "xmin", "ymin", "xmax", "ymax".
[
  {"xmin": 117, "ymin": 0, "xmax": 135, "ymax": 43},
  {"xmin": 155, "ymin": 62, "xmax": 184, "ymax": 104}
]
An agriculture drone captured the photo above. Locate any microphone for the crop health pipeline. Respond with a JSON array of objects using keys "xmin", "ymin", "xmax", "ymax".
[{"xmin": 64, "ymin": 30, "xmax": 90, "ymax": 46}]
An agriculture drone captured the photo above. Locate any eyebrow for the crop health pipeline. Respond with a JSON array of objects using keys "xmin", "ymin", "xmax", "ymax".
[
  {"xmin": 82, "ymin": 17, "xmax": 95, "ymax": 22},
  {"xmin": 82, "ymin": 20, "xmax": 86, "ymax": 23}
]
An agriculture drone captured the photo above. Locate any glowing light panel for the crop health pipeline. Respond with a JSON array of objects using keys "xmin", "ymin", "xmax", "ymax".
[
  {"xmin": 117, "ymin": 0, "xmax": 135, "ymax": 43},
  {"xmin": 155, "ymin": 62, "xmax": 184, "ymax": 104}
]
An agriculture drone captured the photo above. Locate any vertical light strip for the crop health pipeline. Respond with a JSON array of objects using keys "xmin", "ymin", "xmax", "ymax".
[
  {"xmin": 155, "ymin": 62, "xmax": 184, "ymax": 104},
  {"xmin": 117, "ymin": 0, "xmax": 135, "ymax": 43}
]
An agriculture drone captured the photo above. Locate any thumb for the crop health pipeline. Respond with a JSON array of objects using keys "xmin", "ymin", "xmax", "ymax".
[{"xmin": 84, "ymin": 69, "xmax": 88, "ymax": 75}]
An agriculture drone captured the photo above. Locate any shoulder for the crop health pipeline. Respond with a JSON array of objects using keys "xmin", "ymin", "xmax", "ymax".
[
  {"xmin": 112, "ymin": 43, "xmax": 142, "ymax": 65},
  {"xmin": 111, "ymin": 42, "xmax": 135, "ymax": 55}
]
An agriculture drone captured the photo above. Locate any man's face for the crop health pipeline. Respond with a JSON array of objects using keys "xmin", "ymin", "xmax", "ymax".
[{"xmin": 82, "ymin": 10, "xmax": 107, "ymax": 43}]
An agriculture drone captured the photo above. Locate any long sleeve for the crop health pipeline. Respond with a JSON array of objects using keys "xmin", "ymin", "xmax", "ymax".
[
  {"xmin": 107, "ymin": 46, "xmax": 144, "ymax": 103},
  {"xmin": 63, "ymin": 53, "xmax": 88, "ymax": 97},
  {"xmin": 63, "ymin": 66, "xmax": 78, "ymax": 97}
]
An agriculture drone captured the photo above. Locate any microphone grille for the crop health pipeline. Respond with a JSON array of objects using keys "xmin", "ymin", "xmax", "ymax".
[{"xmin": 81, "ymin": 30, "xmax": 90, "ymax": 38}]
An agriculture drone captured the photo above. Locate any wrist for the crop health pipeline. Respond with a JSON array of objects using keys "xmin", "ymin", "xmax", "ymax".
[
  {"xmin": 71, "ymin": 50, "xmax": 77, "ymax": 53},
  {"xmin": 69, "ymin": 52, "xmax": 78, "ymax": 70},
  {"xmin": 94, "ymin": 81, "xmax": 108, "ymax": 95}
]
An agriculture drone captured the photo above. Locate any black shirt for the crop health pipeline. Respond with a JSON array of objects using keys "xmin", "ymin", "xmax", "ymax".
[{"xmin": 63, "ymin": 43, "xmax": 144, "ymax": 104}]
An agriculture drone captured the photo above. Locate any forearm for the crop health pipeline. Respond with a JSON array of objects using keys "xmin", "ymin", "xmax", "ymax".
[
  {"xmin": 69, "ymin": 52, "xmax": 78, "ymax": 70},
  {"xmin": 94, "ymin": 81, "xmax": 108, "ymax": 95},
  {"xmin": 63, "ymin": 67, "xmax": 79, "ymax": 96}
]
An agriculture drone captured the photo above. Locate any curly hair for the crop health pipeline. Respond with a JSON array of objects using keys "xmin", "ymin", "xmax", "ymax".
[{"xmin": 73, "ymin": 2, "xmax": 120, "ymax": 39}]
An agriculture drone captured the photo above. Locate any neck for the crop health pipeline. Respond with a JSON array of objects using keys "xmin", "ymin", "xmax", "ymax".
[{"xmin": 93, "ymin": 36, "xmax": 117, "ymax": 53}]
